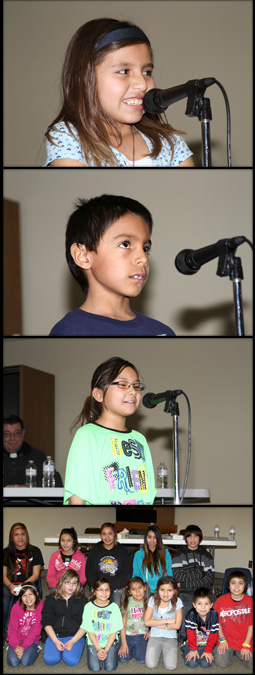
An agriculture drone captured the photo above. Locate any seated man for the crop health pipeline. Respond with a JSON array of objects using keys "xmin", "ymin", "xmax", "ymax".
[
  {"xmin": 172, "ymin": 524, "xmax": 214, "ymax": 645},
  {"xmin": 3, "ymin": 415, "xmax": 63, "ymax": 486}
]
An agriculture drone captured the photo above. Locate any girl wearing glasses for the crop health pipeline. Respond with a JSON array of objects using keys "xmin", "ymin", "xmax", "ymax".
[{"xmin": 64, "ymin": 356, "xmax": 156, "ymax": 505}]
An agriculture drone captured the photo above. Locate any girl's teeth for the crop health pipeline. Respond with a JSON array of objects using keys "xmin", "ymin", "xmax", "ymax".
[{"xmin": 125, "ymin": 99, "xmax": 143, "ymax": 105}]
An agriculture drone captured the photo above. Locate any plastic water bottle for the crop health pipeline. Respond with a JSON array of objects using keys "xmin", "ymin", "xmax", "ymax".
[
  {"xmin": 214, "ymin": 524, "xmax": 220, "ymax": 539},
  {"xmin": 157, "ymin": 462, "xmax": 168, "ymax": 489},
  {"xmin": 25, "ymin": 460, "xmax": 37, "ymax": 487},
  {"xmin": 229, "ymin": 525, "xmax": 236, "ymax": 540},
  {"xmin": 42, "ymin": 456, "xmax": 55, "ymax": 487}
]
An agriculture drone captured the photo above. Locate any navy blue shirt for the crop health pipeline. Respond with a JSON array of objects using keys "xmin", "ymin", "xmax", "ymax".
[{"xmin": 49, "ymin": 308, "xmax": 175, "ymax": 336}]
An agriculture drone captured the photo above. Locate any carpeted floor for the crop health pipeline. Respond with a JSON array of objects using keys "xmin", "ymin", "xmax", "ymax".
[
  {"xmin": 3, "ymin": 576, "xmax": 250, "ymax": 674},
  {"xmin": 3, "ymin": 645, "xmax": 251, "ymax": 674}
]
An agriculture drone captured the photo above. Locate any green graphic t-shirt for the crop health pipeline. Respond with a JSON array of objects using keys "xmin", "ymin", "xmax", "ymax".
[
  {"xmin": 64, "ymin": 422, "xmax": 157, "ymax": 505},
  {"xmin": 81, "ymin": 601, "xmax": 123, "ymax": 648},
  {"xmin": 126, "ymin": 597, "xmax": 147, "ymax": 635}
]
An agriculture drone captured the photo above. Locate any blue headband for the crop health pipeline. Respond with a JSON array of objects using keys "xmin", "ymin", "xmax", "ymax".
[{"xmin": 93, "ymin": 27, "xmax": 150, "ymax": 53}]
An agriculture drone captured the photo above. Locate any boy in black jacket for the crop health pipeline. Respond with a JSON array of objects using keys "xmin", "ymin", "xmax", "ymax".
[{"xmin": 172, "ymin": 524, "xmax": 214, "ymax": 644}]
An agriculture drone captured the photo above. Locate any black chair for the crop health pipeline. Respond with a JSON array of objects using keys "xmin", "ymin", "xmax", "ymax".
[{"xmin": 222, "ymin": 567, "xmax": 253, "ymax": 596}]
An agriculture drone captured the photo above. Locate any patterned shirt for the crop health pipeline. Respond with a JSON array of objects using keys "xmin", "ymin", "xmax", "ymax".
[
  {"xmin": 64, "ymin": 422, "xmax": 157, "ymax": 505},
  {"xmin": 44, "ymin": 121, "xmax": 193, "ymax": 167}
]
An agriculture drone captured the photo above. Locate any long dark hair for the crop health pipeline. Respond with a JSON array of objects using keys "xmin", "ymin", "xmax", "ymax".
[
  {"xmin": 88, "ymin": 577, "xmax": 111, "ymax": 603},
  {"xmin": 6, "ymin": 523, "xmax": 31, "ymax": 580},
  {"xmin": 19, "ymin": 583, "xmax": 40, "ymax": 610},
  {"xmin": 45, "ymin": 17, "xmax": 181, "ymax": 166},
  {"xmin": 142, "ymin": 526, "xmax": 168, "ymax": 577},
  {"xmin": 154, "ymin": 576, "xmax": 179, "ymax": 611},
  {"xmin": 71, "ymin": 356, "xmax": 141, "ymax": 430},
  {"xmin": 58, "ymin": 527, "xmax": 78, "ymax": 552},
  {"xmin": 120, "ymin": 576, "xmax": 150, "ymax": 616}
]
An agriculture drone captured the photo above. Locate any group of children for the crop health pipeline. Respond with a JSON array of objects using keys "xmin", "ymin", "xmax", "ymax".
[
  {"xmin": 5, "ymin": 570, "xmax": 253, "ymax": 670},
  {"xmin": 5, "ymin": 521, "xmax": 253, "ymax": 671}
]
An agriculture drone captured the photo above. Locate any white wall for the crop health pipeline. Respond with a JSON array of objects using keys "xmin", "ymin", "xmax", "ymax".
[
  {"xmin": 4, "ymin": 169, "xmax": 253, "ymax": 336},
  {"xmin": 4, "ymin": 337, "xmax": 252, "ymax": 504},
  {"xmin": 4, "ymin": 0, "xmax": 252, "ymax": 166}
]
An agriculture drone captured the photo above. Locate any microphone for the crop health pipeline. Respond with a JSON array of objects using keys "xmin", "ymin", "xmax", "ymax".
[
  {"xmin": 143, "ymin": 78, "xmax": 216, "ymax": 114},
  {"xmin": 175, "ymin": 236, "xmax": 246, "ymax": 275},
  {"xmin": 143, "ymin": 390, "xmax": 183, "ymax": 409}
]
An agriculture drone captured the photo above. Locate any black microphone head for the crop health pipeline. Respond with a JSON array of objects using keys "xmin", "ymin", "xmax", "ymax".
[
  {"xmin": 143, "ymin": 89, "xmax": 163, "ymax": 114},
  {"xmin": 142, "ymin": 392, "xmax": 157, "ymax": 408},
  {"xmin": 175, "ymin": 249, "xmax": 199, "ymax": 275}
]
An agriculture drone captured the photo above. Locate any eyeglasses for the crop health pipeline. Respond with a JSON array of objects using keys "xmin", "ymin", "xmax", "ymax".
[
  {"xmin": 4, "ymin": 431, "xmax": 23, "ymax": 439},
  {"xmin": 65, "ymin": 581, "xmax": 78, "ymax": 587},
  {"xmin": 110, "ymin": 381, "xmax": 146, "ymax": 391}
]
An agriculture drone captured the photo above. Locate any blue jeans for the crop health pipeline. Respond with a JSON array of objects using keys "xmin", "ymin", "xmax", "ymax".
[
  {"xmin": 183, "ymin": 643, "xmax": 212, "ymax": 668},
  {"xmin": 44, "ymin": 635, "xmax": 85, "ymax": 666},
  {"xmin": 7, "ymin": 644, "xmax": 39, "ymax": 667},
  {"xmin": 87, "ymin": 642, "xmax": 119, "ymax": 671},
  {"xmin": 118, "ymin": 633, "xmax": 147, "ymax": 663}
]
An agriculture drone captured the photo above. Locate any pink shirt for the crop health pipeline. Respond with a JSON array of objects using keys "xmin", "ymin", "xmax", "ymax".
[
  {"xmin": 7, "ymin": 600, "xmax": 43, "ymax": 650},
  {"xmin": 46, "ymin": 549, "xmax": 86, "ymax": 587}
]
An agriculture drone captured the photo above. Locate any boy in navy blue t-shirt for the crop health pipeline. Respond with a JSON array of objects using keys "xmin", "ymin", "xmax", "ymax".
[{"xmin": 49, "ymin": 194, "xmax": 175, "ymax": 336}]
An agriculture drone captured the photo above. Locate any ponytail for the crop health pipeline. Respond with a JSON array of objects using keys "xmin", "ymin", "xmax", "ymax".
[
  {"xmin": 70, "ymin": 356, "xmax": 141, "ymax": 433},
  {"xmin": 71, "ymin": 394, "xmax": 102, "ymax": 432}
]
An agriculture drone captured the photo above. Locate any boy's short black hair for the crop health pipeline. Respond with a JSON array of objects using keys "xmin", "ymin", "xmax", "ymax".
[
  {"xmin": 65, "ymin": 194, "xmax": 153, "ymax": 292},
  {"xmin": 184, "ymin": 524, "xmax": 203, "ymax": 543},
  {"xmin": 193, "ymin": 587, "xmax": 214, "ymax": 603},
  {"xmin": 227, "ymin": 570, "xmax": 248, "ymax": 593}
]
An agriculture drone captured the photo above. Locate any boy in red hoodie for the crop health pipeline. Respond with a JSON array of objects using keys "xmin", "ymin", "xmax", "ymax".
[
  {"xmin": 183, "ymin": 587, "xmax": 218, "ymax": 668},
  {"xmin": 214, "ymin": 570, "xmax": 253, "ymax": 669}
]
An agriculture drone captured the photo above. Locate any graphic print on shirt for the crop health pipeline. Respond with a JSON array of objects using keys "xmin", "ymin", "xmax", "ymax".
[
  {"xmin": 19, "ymin": 610, "xmax": 37, "ymax": 636},
  {"xmin": 219, "ymin": 606, "xmax": 252, "ymax": 623},
  {"xmin": 92, "ymin": 608, "xmax": 112, "ymax": 648},
  {"xmin": 103, "ymin": 436, "xmax": 148, "ymax": 502},
  {"xmin": 99, "ymin": 556, "xmax": 119, "ymax": 576},
  {"xmin": 129, "ymin": 606, "xmax": 145, "ymax": 633},
  {"xmin": 56, "ymin": 552, "xmax": 81, "ymax": 572},
  {"xmin": 15, "ymin": 552, "xmax": 33, "ymax": 578},
  {"xmin": 195, "ymin": 625, "xmax": 210, "ymax": 646}
]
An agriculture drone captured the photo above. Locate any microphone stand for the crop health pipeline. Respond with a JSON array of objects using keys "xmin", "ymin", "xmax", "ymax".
[
  {"xmin": 164, "ymin": 392, "xmax": 181, "ymax": 505},
  {"xmin": 217, "ymin": 253, "xmax": 245, "ymax": 336},
  {"xmin": 185, "ymin": 86, "xmax": 212, "ymax": 167}
]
